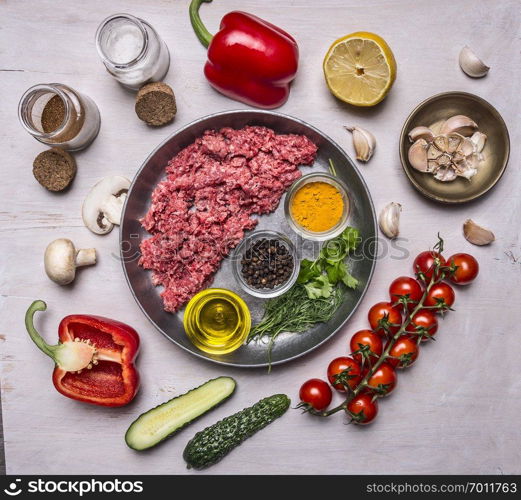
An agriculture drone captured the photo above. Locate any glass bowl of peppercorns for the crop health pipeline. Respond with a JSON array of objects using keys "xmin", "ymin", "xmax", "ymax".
[{"xmin": 232, "ymin": 230, "xmax": 299, "ymax": 298}]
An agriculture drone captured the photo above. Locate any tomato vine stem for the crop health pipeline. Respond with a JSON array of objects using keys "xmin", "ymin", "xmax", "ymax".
[{"xmin": 309, "ymin": 261, "xmax": 451, "ymax": 418}]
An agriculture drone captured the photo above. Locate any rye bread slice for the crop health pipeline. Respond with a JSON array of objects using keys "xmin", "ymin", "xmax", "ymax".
[{"xmin": 135, "ymin": 82, "xmax": 177, "ymax": 127}]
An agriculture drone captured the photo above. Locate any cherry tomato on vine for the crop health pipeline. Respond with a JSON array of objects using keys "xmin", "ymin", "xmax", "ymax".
[
  {"xmin": 350, "ymin": 329, "xmax": 383, "ymax": 365},
  {"xmin": 447, "ymin": 253, "xmax": 479, "ymax": 285},
  {"xmin": 389, "ymin": 276, "xmax": 423, "ymax": 310},
  {"xmin": 405, "ymin": 309, "xmax": 438, "ymax": 341},
  {"xmin": 387, "ymin": 336, "xmax": 419, "ymax": 368},
  {"xmin": 365, "ymin": 362, "xmax": 397, "ymax": 396},
  {"xmin": 327, "ymin": 356, "xmax": 362, "ymax": 392},
  {"xmin": 424, "ymin": 282, "xmax": 455, "ymax": 310},
  {"xmin": 347, "ymin": 393, "xmax": 378, "ymax": 424},
  {"xmin": 413, "ymin": 251, "xmax": 446, "ymax": 282},
  {"xmin": 299, "ymin": 379, "xmax": 332, "ymax": 411},
  {"xmin": 368, "ymin": 302, "xmax": 402, "ymax": 336}
]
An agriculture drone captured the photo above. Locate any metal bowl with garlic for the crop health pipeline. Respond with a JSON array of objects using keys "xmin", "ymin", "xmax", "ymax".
[{"xmin": 399, "ymin": 91, "xmax": 510, "ymax": 203}]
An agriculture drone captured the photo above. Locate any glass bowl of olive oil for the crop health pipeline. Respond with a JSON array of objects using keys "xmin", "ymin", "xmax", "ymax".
[{"xmin": 183, "ymin": 288, "xmax": 251, "ymax": 355}]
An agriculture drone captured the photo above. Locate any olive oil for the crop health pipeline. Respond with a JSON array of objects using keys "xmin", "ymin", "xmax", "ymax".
[{"xmin": 184, "ymin": 289, "xmax": 251, "ymax": 355}]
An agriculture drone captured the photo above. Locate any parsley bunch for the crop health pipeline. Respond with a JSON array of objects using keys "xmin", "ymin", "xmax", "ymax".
[
  {"xmin": 297, "ymin": 227, "xmax": 361, "ymax": 299},
  {"xmin": 249, "ymin": 226, "xmax": 362, "ymax": 368}
]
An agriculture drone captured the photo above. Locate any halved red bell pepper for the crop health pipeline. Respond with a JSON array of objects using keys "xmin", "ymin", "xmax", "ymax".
[
  {"xmin": 189, "ymin": 0, "xmax": 299, "ymax": 109},
  {"xmin": 25, "ymin": 300, "xmax": 140, "ymax": 407}
]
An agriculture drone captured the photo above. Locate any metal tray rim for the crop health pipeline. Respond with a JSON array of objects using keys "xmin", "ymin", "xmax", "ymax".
[{"xmin": 120, "ymin": 109, "xmax": 377, "ymax": 368}]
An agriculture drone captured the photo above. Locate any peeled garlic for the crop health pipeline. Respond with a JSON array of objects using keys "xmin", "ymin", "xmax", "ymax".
[
  {"xmin": 378, "ymin": 202, "xmax": 402, "ymax": 239},
  {"xmin": 440, "ymin": 115, "xmax": 478, "ymax": 136},
  {"xmin": 463, "ymin": 219, "xmax": 495, "ymax": 246},
  {"xmin": 408, "ymin": 126, "xmax": 435, "ymax": 143},
  {"xmin": 345, "ymin": 126, "xmax": 376, "ymax": 162},
  {"xmin": 459, "ymin": 46, "xmax": 490, "ymax": 78},
  {"xmin": 408, "ymin": 139, "xmax": 429, "ymax": 172},
  {"xmin": 470, "ymin": 131, "xmax": 487, "ymax": 153}
]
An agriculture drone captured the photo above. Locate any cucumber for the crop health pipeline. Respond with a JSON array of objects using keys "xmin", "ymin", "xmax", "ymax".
[
  {"xmin": 125, "ymin": 377, "xmax": 236, "ymax": 451},
  {"xmin": 183, "ymin": 393, "xmax": 290, "ymax": 469}
]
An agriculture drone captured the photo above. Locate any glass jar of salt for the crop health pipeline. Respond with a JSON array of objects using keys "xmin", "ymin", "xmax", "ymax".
[
  {"xmin": 18, "ymin": 83, "xmax": 101, "ymax": 151},
  {"xmin": 96, "ymin": 14, "xmax": 170, "ymax": 90}
]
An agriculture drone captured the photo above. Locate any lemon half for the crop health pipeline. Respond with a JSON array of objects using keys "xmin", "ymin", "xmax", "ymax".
[{"xmin": 323, "ymin": 32, "xmax": 397, "ymax": 107}]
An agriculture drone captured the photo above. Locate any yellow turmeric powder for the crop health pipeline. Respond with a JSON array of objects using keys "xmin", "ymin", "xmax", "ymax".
[{"xmin": 290, "ymin": 181, "xmax": 344, "ymax": 232}]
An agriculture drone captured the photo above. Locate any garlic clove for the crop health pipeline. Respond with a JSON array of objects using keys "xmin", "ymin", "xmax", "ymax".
[
  {"xmin": 434, "ymin": 166, "xmax": 457, "ymax": 182},
  {"xmin": 470, "ymin": 131, "xmax": 487, "ymax": 153},
  {"xmin": 459, "ymin": 46, "xmax": 490, "ymax": 78},
  {"xmin": 439, "ymin": 115, "xmax": 478, "ymax": 136},
  {"xmin": 447, "ymin": 133, "xmax": 464, "ymax": 153},
  {"xmin": 459, "ymin": 137, "xmax": 476, "ymax": 157},
  {"xmin": 433, "ymin": 135, "xmax": 449, "ymax": 152},
  {"xmin": 463, "ymin": 219, "xmax": 495, "ymax": 245},
  {"xmin": 378, "ymin": 202, "xmax": 401, "ymax": 239},
  {"xmin": 408, "ymin": 139, "xmax": 429, "ymax": 172},
  {"xmin": 427, "ymin": 141, "xmax": 444, "ymax": 162},
  {"xmin": 345, "ymin": 126, "xmax": 376, "ymax": 162},
  {"xmin": 455, "ymin": 156, "xmax": 478, "ymax": 180},
  {"xmin": 408, "ymin": 126, "xmax": 434, "ymax": 143}
]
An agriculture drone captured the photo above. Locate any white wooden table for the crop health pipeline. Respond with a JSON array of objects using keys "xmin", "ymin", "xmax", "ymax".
[{"xmin": 1, "ymin": 0, "xmax": 520, "ymax": 475}]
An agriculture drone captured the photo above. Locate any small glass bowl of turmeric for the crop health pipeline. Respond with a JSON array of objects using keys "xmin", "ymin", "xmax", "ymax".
[{"xmin": 284, "ymin": 172, "xmax": 350, "ymax": 241}]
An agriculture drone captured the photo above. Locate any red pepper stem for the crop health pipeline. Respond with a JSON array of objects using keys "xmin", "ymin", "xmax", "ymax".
[
  {"xmin": 189, "ymin": 0, "xmax": 214, "ymax": 48},
  {"xmin": 25, "ymin": 300, "xmax": 56, "ymax": 360},
  {"xmin": 25, "ymin": 300, "xmax": 96, "ymax": 372}
]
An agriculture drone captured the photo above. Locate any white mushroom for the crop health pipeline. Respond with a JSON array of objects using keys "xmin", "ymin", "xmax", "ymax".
[
  {"xmin": 82, "ymin": 176, "xmax": 131, "ymax": 235},
  {"xmin": 44, "ymin": 238, "xmax": 97, "ymax": 285}
]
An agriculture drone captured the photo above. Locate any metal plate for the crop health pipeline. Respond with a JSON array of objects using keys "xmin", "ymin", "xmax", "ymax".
[
  {"xmin": 399, "ymin": 91, "xmax": 510, "ymax": 204},
  {"xmin": 120, "ymin": 110, "xmax": 377, "ymax": 367}
]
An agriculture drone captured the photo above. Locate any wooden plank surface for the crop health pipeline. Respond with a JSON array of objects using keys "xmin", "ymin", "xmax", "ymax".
[{"xmin": 1, "ymin": 0, "xmax": 520, "ymax": 475}]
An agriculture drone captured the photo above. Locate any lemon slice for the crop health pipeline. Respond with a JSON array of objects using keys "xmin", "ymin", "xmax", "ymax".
[{"xmin": 323, "ymin": 32, "xmax": 397, "ymax": 107}]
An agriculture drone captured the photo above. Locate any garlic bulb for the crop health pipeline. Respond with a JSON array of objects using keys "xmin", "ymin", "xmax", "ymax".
[
  {"xmin": 379, "ymin": 202, "xmax": 402, "ymax": 239},
  {"xmin": 459, "ymin": 46, "xmax": 490, "ymax": 78},
  {"xmin": 426, "ymin": 133, "xmax": 479, "ymax": 181},
  {"xmin": 407, "ymin": 116, "xmax": 486, "ymax": 183},
  {"xmin": 345, "ymin": 126, "xmax": 376, "ymax": 162},
  {"xmin": 463, "ymin": 219, "xmax": 495, "ymax": 246},
  {"xmin": 408, "ymin": 126, "xmax": 435, "ymax": 143},
  {"xmin": 440, "ymin": 115, "xmax": 478, "ymax": 136}
]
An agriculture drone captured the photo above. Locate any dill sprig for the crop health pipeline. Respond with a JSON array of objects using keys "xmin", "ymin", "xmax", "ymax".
[{"xmin": 247, "ymin": 284, "xmax": 345, "ymax": 368}]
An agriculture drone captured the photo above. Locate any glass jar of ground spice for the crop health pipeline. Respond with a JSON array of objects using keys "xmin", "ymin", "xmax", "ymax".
[
  {"xmin": 285, "ymin": 172, "xmax": 350, "ymax": 241},
  {"xmin": 18, "ymin": 84, "xmax": 100, "ymax": 151},
  {"xmin": 95, "ymin": 13, "xmax": 170, "ymax": 90}
]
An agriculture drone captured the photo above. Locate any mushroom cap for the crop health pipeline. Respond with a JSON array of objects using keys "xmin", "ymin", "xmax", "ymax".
[
  {"xmin": 44, "ymin": 238, "xmax": 77, "ymax": 285},
  {"xmin": 82, "ymin": 176, "xmax": 130, "ymax": 235}
]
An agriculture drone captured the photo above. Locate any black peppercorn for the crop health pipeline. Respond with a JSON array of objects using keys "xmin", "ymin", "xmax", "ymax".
[{"xmin": 240, "ymin": 237, "xmax": 294, "ymax": 290}]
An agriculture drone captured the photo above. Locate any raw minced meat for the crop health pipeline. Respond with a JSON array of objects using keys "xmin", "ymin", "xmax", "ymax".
[{"xmin": 139, "ymin": 126, "xmax": 317, "ymax": 312}]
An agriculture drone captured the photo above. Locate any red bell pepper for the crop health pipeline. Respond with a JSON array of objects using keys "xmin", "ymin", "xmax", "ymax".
[
  {"xmin": 25, "ymin": 300, "xmax": 140, "ymax": 407},
  {"xmin": 189, "ymin": 0, "xmax": 299, "ymax": 109}
]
